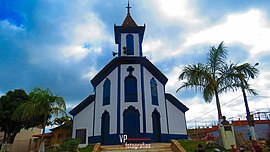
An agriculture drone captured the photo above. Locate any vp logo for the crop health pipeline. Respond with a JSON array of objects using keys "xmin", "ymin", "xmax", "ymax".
[{"xmin": 119, "ymin": 134, "xmax": 128, "ymax": 143}]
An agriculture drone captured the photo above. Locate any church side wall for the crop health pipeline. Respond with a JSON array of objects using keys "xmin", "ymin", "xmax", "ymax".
[
  {"xmin": 94, "ymin": 68, "xmax": 118, "ymax": 136},
  {"xmin": 120, "ymin": 64, "xmax": 143, "ymax": 133},
  {"xmin": 72, "ymin": 101, "xmax": 94, "ymax": 147},
  {"xmin": 143, "ymin": 68, "xmax": 168, "ymax": 134},
  {"xmin": 167, "ymin": 100, "xmax": 187, "ymax": 134},
  {"xmin": 120, "ymin": 33, "xmax": 140, "ymax": 56}
]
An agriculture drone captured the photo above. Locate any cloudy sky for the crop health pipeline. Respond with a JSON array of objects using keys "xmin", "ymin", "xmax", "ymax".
[{"xmin": 1, "ymin": 0, "xmax": 270, "ymax": 128}]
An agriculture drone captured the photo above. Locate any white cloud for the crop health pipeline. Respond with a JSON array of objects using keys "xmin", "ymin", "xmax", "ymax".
[
  {"xmin": 184, "ymin": 9, "xmax": 270, "ymax": 58},
  {"xmin": 165, "ymin": 66, "xmax": 183, "ymax": 93},
  {"xmin": 59, "ymin": 12, "xmax": 108, "ymax": 62},
  {"xmin": 143, "ymin": 39, "xmax": 170, "ymax": 62},
  {"xmin": 81, "ymin": 66, "xmax": 98, "ymax": 80},
  {"xmin": 66, "ymin": 102, "xmax": 79, "ymax": 110},
  {"xmin": 155, "ymin": 0, "xmax": 202, "ymax": 25},
  {"xmin": 0, "ymin": 20, "xmax": 25, "ymax": 32}
]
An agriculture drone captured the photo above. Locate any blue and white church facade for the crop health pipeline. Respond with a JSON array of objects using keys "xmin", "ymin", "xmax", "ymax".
[{"xmin": 70, "ymin": 6, "xmax": 189, "ymax": 146}]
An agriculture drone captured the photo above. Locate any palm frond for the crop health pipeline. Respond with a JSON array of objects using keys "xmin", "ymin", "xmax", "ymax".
[
  {"xmin": 177, "ymin": 63, "xmax": 209, "ymax": 93},
  {"xmin": 207, "ymin": 42, "xmax": 228, "ymax": 75},
  {"xmin": 203, "ymin": 84, "xmax": 214, "ymax": 103}
]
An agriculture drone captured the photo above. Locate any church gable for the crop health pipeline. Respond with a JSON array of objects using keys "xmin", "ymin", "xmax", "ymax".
[
  {"xmin": 143, "ymin": 67, "xmax": 165, "ymax": 107},
  {"xmin": 70, "ymin": 94, "xmax": 95, "ymax": 116},
  {"xmin": 91, "ymin": 57, "xmax": 168, "ymax": 87},
  {"xmin": 165, "ymin": 93, "xmax": 189, "ymax": 113}
]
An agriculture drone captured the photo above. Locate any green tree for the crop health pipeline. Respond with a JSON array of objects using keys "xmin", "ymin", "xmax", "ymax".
[
  {"xmin": 230, "ymin": 62, "xmax": 259, "ymax": 140},
  {"xmin": 14, "ymin": 87, "xmax": 66, "ymax": 151},
  {"xmin": 177, "ymin": 42, "xmax": 234, "ymax": 123},
  {"xmin": 0, "ymin": 89, "xmax": 43, "ymax": 143},
  {"xmin": 52, "ymin": 115, "xmax": 72, "ymax": 127}
]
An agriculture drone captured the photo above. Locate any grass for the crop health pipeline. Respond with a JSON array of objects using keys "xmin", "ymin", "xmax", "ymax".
[
  {"xmin": 76, "ymin": 141, "xmax": 269, "ymax": 152},
  {"xmin": 178, "ymin": 140, "xmax": 270, "ymax": 152}
]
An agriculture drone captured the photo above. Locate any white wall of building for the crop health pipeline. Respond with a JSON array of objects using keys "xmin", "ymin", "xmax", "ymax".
[
  {"xmin": 143, "ymin": 68, "xmax": 168, "ymax": 134},
  {"xmin": 72, "ymin": 101, "xmax": 94, "ymax": 147},
  {"xmin": 167, "ymin": 100, "xmax": 187, "ymax": 134},
  {"xmin": 94, "ymin": 68, "xmax": 118, "ymax": 136},
  {"xmin": 120, "ymin": 33, "xmax": 140, "ymax": 56},
  {"xmin": 73, "ymin": 61, "xmax": 188, "ymax": 141}
]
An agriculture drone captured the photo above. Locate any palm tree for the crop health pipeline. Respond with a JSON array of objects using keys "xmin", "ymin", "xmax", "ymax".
[
  {"xmin": 177, "ymin": 42, "xmax": 233, "ymax": 124},
  {"xmin": 230, "ymin": 62, "xmax": 259, "ymax": 140},
  {"xmin": 14, "ymin": 87, "xmax": 66, "ymax": 152}
]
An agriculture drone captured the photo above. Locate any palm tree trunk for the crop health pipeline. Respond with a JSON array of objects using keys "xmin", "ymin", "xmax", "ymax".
[
  {"xmin": 214, "ymin": 89, "xmax": 222, "ymax": 125},
  {"xmin": 241, "ymin": 86, "xmax": 257, "ymax": 141}
]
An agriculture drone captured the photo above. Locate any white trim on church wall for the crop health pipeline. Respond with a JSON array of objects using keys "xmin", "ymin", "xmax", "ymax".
[
  {"xmin": 143, "ymin": 68, "xmax": 168, "ymax": 134},
  {"xmin": 167, "ymin": 99, "xmax": 187, "ymax": 134},
  {"xmin": 120, "ymin": 33, "xmax": 140, "ymax": 56},
  {"xmin": 94, "ymin": 68, "xmax": 118, "ymax": 136},
  {"xmin": 120, "ymin": 64, "xmax": 143, "ymax": 133}
]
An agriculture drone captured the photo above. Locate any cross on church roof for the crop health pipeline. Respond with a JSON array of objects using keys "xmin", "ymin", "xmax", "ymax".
[
  {"xmin": 127, "ymin": 66, "xmax": 134, "ymax": 75},
  {"xmin": 126, "ymin": 0, "xmax": 131, "ymax": 14}
]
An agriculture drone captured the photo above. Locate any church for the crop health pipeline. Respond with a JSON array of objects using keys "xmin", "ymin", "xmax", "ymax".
[{"xmin": 70, "ymin": 3, "xmax": 189, "ymax": 146}]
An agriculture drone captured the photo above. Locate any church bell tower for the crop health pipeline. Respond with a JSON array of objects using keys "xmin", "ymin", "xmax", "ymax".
[{"xmin": 114, "ymin": 1, "xmax": 145, "ymax": 57}]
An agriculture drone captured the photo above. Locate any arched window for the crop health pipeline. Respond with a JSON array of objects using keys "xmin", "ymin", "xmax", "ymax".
[
  {"xmin": 101, "ymin": 110, "xmax": 110, "ymax": 144},
  {"xmin": 103, "ymin": 78, "xmax": 110, "ymax": 105},
  {"xmin": 126, "ymin": 34, "xmax": 134, "ymax": 55},
  {"xmin": 150, "ymin": 78, "xmax": 158, "ymax": 105},
  {"xmin": 125, "ymin": 76, "xmax": 137, "ymax": 102}
]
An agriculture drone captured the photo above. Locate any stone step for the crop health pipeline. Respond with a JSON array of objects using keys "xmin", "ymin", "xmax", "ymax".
[{"xmin": 100, "ymin": 143, "xmax": 173, "ymax": 152}]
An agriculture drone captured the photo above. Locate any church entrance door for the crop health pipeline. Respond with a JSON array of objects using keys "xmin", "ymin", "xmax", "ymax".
[{"xmin": 123, "ymin": 106, "xmax": 140, "ymax": 139}]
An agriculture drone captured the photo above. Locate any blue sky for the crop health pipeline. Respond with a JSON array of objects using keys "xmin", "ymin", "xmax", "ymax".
[{"xmin": 1, "ymin": 0, "xmax": 270, "ymax": 128}]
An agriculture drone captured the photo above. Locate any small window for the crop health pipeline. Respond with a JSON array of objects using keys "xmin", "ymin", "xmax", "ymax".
[
  {"xmin": 150, "ymin": 78, "xmax": 158, "ymax": 105},
  {"xmin": 103, "ymin": 78, "xmax": 111, "ymax": 106},
  {"xmin": 125, "ymin": 76, "xmax": 137, "ymax": 102},
  {"xmin": 126, "ymin": 34, "xmax": 134, "ymax": 55},
  {"xmin": 76, "ymin": 129, "xmax": 86, "ymax": 144}
]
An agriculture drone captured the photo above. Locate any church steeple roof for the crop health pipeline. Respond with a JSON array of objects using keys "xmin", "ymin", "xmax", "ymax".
[
  {"xmin": 114, "ymin": 1, "xmax": 145, "ymax": 44},
  {"xmin": 121, "ymin": 13, "xmax": 138, "ymax": 27},
  {"xmin": 121, "ymin": 1, "xmax": 138, "ymax": 27}
]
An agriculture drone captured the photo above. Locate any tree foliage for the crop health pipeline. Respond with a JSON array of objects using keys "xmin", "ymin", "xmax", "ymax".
[
  {"xmin": 177, "ymin": 42, "xmax": 259, "ymax": 123},
  {"xmin": 230, "ymin": 62, "xmax": 259, "ymax": 95},
  {"xmin": 178, "ymin": 42, "xmax": 230, "ymax": 121},
  {"xmin": 52, "ymin": 115, "xmax": 72, "ymax": 127},
  {"xmin": 0, "ymin": 89, "xmax": 43, "ymax": 143},
  {"xmin": 13, "ymin": 87, "xmax": 66, "ymax": 151}
]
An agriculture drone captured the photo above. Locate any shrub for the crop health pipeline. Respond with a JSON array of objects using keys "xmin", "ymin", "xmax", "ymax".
[
  {"xmin": 79, "ymin": 144, "xmax": 95, "ymax": 152},
  {"xmin": 57, "ymin": 138, "xmax": 80, "ymax": 152}
]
